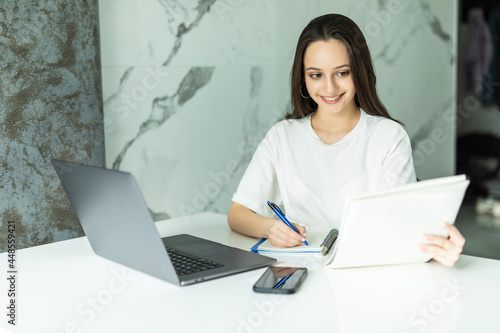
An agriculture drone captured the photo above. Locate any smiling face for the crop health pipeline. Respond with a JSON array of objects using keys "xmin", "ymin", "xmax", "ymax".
[{"xmin": 303, "ymin": 39, "xmax": 357, "ymax": 117}]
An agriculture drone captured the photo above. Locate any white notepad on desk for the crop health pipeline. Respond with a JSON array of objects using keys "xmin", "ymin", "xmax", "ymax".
[
  {"xmin": 325, "ymin": 174, "xmax": 470, "ymax": 269},
  {"xmin": 251, "ymin": 229, "xmax": 338, "ymax": 257}
]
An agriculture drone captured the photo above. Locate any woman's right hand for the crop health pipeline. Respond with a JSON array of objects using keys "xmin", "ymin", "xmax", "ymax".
[
  {"xmin": 227, "ymin": 202, "xmax": 306, "ymax": 247},
  {"xmin": 266, "ymin": 221, "xmax": 306, "ymax": 247}
]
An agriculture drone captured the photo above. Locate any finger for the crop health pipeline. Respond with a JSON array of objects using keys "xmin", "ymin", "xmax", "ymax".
[
  {"xmin": 430, "ymin": 253, "xmax": 456, "ymax": 267},
  {"xmin": 423, "ymin": 233, "xmax": 462, "ymax": 255},
  {"xmin": 270, "ymin": 236, "xmax": 302, "ymax": 247},
  {"xmin": 419, "ymin": 243, "xmax": 445, "ymax": 257},
  {"xmin": 423, "ymin": 234, "xmax": 455, "ymax": 252},
  {"xmin": 293, "ymin": 223, "xmax": 307, "ymax": 237},
  {"xmin": 419, "ymin": 244, "xmax": 460, "ymax": 266},
  {"xmin": 423, "ymin": 240, "xmax": 461, "ymax": 264},
  {"xmin": 430, "ymin": 251, "xmax": 459, "ymax": 267},
  {"xmin": 276, "ymin": 222, "xmax": 306, "ymax": 242},
  {"xmin": 269, "ymin": 223, "xmax": 304, "ymax": 247},
  {"xmin": 443, "ymin": 223, "xmax": 466, "ymax": 247}
]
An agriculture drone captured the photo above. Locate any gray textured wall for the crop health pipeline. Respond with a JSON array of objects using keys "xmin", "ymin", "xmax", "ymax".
[{"xmin": 0, "ymin": 0, "xmax": 104, "ymax": 251}]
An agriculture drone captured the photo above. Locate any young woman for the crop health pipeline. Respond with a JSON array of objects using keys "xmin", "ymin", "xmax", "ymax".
[{"xmin": 227, "ymin": 14, "xmax": 465, "ymax": 266}]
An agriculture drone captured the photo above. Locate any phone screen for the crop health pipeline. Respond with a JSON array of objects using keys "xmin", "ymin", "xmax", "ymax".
[{"xmin": 253, "ymin": 266, "xmax": 307, "ymax": 294}]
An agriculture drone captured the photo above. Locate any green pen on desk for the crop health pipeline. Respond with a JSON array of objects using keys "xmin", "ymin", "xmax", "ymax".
[{"xmin": 267, "ymin": 201, "xmax": 309, "ymax": 246}]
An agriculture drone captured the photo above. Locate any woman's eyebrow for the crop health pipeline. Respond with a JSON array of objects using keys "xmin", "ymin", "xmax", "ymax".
[{"xmin": 305, "ymin": 64, "xmax": 350, "ymax": 71}]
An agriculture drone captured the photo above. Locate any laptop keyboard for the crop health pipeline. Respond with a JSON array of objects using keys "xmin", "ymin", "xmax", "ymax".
[{"xmin": 166, "ymin": 247, "xmax": 224, "ymax": 276}]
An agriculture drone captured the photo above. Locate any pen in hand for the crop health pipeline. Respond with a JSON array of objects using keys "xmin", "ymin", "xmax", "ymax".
[{"xmin": 267, "ymin": 201, "xmax": 309, "ymax": 246}]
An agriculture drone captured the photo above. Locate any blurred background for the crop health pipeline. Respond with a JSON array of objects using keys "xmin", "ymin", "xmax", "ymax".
[
  {"xmin": 455, "ymin": 0, "xmax": 500, "ymax": 259},
  {"xmin": 1, "ymin": 0, "xmax": 498, "ymax": 259}
]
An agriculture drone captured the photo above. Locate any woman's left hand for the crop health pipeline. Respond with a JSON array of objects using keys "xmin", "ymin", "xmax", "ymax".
[{"xmin": 418, "ymin": 223, "xmax": 465, "ymax": 267}]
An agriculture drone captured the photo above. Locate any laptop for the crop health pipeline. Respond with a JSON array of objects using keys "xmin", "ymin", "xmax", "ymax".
[
  {"xmin": 52, "ymin": 159, "xmax": 276, "ymax": 285},
  {"xmin": 325, "ymin": 174, "xmax": 470, "ymax": 268}
]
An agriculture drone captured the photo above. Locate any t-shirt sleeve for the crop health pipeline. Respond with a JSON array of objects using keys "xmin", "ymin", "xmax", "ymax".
[
  {"xmin": 231, "ymin": 131, "xmax": 282, "ymax": 218},
  {"xmin": 378, "ymin": 125, "xmax": 417, "ymax": 188}
]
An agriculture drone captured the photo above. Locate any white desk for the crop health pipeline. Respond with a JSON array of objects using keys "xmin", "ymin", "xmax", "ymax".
[{"xmin": 1, "ymin": 213, "xmax": 499, "ymax": 333}]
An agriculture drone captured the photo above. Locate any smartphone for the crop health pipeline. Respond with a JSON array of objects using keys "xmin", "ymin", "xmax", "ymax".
[{"xmin": 253, "ymin": 266, "xmax": 307, "ymax": 294}]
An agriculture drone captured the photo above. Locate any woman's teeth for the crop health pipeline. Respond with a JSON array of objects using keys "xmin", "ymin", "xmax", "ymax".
[{"xmin": 323, "ymin": 94, "xmax": 342, "ymax": 101}]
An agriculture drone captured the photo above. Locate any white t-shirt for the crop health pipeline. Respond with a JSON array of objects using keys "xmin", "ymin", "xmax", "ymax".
[{"xmin": 232, "ymin": 110, "xmax": 417, "ymax": 230}]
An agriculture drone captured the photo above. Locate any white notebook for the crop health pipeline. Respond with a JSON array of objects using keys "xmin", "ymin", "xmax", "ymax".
[
  {"xmin": 325, "ymin": 174, "xmax": 470, "ymax": 269},
  {"xmin": 251, "ymin": 229, "xmax": 338, "ymax": 256}
]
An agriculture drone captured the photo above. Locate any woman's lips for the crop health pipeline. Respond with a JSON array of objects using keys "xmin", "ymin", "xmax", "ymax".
[{"xmin": 320, "ymin": 92, "xmax": 345, "ymax": 104}]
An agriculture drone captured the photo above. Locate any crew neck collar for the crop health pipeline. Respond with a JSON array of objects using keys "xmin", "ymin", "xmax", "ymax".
[{"xmin": 305, "ymin": 110, "xmax": 366, "ymax": 146}]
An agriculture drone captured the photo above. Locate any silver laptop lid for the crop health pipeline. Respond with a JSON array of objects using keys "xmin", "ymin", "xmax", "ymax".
[{"xmin": 52, "ymin": 159, "xmax": 179, "ymax": 284}]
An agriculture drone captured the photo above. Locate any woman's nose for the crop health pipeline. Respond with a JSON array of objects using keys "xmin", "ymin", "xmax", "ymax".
[{"xmin": 323, "ymin": 76, "xmax": 338, "ymax": 94}]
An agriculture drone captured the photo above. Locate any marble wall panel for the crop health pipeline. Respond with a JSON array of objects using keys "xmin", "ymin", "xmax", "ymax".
[
  {"xmin": 0, "ymin": 0, "xmax": 104, "ymax": 250},
  {"xmin": 100, "ymin": 0, "xmax": 457, "ymax": 220}
]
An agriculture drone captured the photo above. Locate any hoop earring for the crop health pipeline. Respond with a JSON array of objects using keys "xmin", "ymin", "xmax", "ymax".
[{"xmin": 300, "ymin": 82, "xmax": 310, "ymax": 99}]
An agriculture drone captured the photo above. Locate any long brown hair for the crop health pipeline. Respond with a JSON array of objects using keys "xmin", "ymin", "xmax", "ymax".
[{"xmin": 286, "ymin": 14, "xmax": 401, "ymax": 124}]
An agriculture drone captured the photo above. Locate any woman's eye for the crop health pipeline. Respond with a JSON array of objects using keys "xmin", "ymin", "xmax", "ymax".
[
  {"xmin": 309, "ymin": 73, "xmax": 322, "ymax": 79},
  {"xmin": 336, "ymin": 71, "xmax": 350, "ymax": 77}
]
